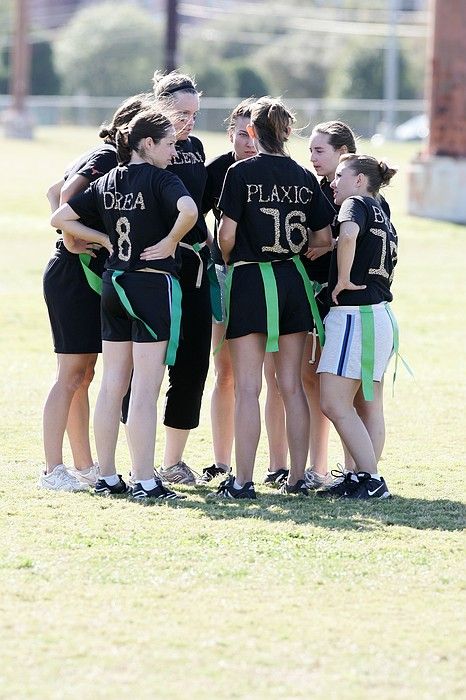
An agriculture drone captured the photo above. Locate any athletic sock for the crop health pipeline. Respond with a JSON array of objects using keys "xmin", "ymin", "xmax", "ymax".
[
  {"xmin": 357, "ymin": 471, "xmax": 381, "ymax": 481},
  {"xmin": 215, "ymin": 462, "xmax": 229, "ymax": 472},
  {"xmin": 139, "ymin": 478, "xmax": 157, "ymax": 491},
  {"xmin": 102, "ymin": 473, "xmax": 119, "ymax": 486},
  {"xmin": 233, "ymin": 479, "xmax": 243, "ymax": 490},
  {"xmin": 78, "ymin": 466, "xmax": 93, "ymax": 475}
]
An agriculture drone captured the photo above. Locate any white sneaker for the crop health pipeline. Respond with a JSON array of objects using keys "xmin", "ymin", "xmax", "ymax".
[
  {"xmin": 38, "ymin": 464, "xmax": 89, "ymax": 492},
  {"xmin": 159, "ymin": 461, "xmax": 198, "ymax": 485},
  {"xmin": 67, "ymin": 463, "xmax": 99, "ymax": 486},
  {"xmin": 304, "ymin": 469, "xmax": 334, "ymax": 490}
]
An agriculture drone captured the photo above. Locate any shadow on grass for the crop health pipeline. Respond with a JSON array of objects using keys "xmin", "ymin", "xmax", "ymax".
[
  {"xmin": 169, "ymin": 489, "xmax": 466, "ymax": 532},
  {"xmin": 51, "ymin": 486, "xmax": 465, "ymax": 532}
]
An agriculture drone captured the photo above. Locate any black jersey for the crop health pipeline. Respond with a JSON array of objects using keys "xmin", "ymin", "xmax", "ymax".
[
  {"xmin": 68, "ymin": 162, "xmax": 191, "ymax": 276},
  {"xmin": 329, "ymin": 195, "xmax": 398, "ymax": 306},
  {"xmin": 203, "ymin": 151, "xmax": 235, "ymax": 264},
  {"xmin": 305, "ymin": 179, "xmax": 392, "ymax": 284},
  {"xmin": 168, "ymin": 135, "xmax": 208, "ymax": 249},
  {"xmin": 64, "ymin": 144, "xmax": 117, "ymax": 182},
  {"xmin": 218, "ymin": 153, "xmax": 334, "ymax": 264},
  {"xmin": 55, "ymin": 144, "xmax": 118, "ymax": 272}
]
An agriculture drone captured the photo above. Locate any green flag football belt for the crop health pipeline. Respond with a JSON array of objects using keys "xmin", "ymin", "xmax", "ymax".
[
  {"xmin": 358, "ymin": 302, "xmax": 413, "ymax": 401},
  {"xmin": 110, "ymin": 270, "xmax": 182, "ymax": 367},
  {"xmin": 79, "ymin": 253, "xmax": 103, "ymax": 296},
  {"xmin": 215, "ymin": 255, "xmax": 325, "ymax": 355}
]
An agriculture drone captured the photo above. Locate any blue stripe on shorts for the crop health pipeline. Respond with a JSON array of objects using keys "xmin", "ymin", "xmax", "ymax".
[{"xmin": 337, "ymin": 314, "xmax": 354, "ymax": 376}]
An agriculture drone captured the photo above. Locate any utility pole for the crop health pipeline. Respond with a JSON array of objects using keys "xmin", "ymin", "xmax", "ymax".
[
  {"xmin": 165, "ymin": 0, "xmax": 179, "ymax": 73},
  {"xmin": 382, "ymin": 0, "xmax": 399, "ymax": 139},
  {"xmin": 4, "ymin": 0, "xmax": 34, "ymax": 139}
]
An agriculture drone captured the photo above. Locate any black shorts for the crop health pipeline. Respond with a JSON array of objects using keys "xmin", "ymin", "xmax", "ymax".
[
  {"xmin": 226, "ymin": 259, "xmax": 312, "ymax": 340},
  {"xmin": 43, "ymin": 252, "xmax": 102, "ymax": 354},
  {"xmin": 101, "ymin": 270, "xmax": 176, "ymax": 343}
]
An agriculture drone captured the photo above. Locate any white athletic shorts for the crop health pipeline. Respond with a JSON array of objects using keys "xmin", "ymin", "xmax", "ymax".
[{"xmin": 317, "ymin": 302, "xmax": 394, "ymax": 382}]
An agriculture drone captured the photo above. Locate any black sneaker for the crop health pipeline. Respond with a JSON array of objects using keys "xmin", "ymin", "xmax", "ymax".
[
  {"xmin": 130, "ymin": 479, "xmax": 187, "ymax": 501},
  {"xmin": 94, "ymin": 475, "xmax": 128, "ymax": 497},
  {"xmin": 196, "ymin": 464, "xmax": 230, "ymax": 484},
  {"xmin": 279, "ymin": 479, "xmax": 309, "ymax": 496},
  {"xmin": 263, "ymin": 468, "xmax": 289, "ymax": 487},
  {"xmin": 207, "ymin": 475, "xmax": 257, "ymax": 500},
  {"xmin": 344, "ymin": 473, "xmax": 391, "ymax": 500},
  {"xmin": 316, "ymin": 472, "xmax": 360, "ymax": 498}
]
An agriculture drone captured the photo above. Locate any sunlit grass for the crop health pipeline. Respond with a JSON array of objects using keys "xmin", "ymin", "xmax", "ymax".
[{"xmin": 0, "ymin": 127, "xmax": 464, "ymax": 700}]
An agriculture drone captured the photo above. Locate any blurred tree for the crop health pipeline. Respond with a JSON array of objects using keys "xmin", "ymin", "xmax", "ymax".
[
  {"xmin": 230, "ymin": 63, "xmax": 269, "ymax": 98},
  {"xmin": 194, "ymin": 64, "xmax": 236, "ymax": 97},
  {"xmin": 328, "ymin": 39, "xmax": 423, "ymax": 99},
  {"xmin": 0, "ymin": 41, "xmax": 60, "ymax": 94},
  {"xmin": 53, "ymin": 2, "xmax": 163, "ymax": 96},
  {"xmin": 254, "ymin": 36, "xmax": 328, "ymax": 98}
]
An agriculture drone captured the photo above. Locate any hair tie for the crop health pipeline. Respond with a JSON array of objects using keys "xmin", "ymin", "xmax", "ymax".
[{"xmin": 160, "ymin": 81, "xmax": 195, "ymax": 97}]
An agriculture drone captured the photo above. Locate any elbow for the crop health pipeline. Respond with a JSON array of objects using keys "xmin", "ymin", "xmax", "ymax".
[
  {"xmin": 187, "ymin": 201, "xmax": 198, "ymax": 226},
  {"xmin": 50, "ymin": 212, "xmax": 61, "ymax": 229},
  {"xmin": 320, "ymin": 226, "xmax": 332, "ymax": 247}
]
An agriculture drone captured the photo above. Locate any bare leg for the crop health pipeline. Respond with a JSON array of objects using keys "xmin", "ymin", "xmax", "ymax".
[
  {"xmin": 341, "ymin": 442, "xmax": 356, "ymax": 471},
  {"xmin": 229, "ymin": 334, "xmax": 266, "ymax": 485},
  {"xmin": 66, "ymin": 353, "xmax": 98, "ymax": 469},
  {"xmin": 126, "ymin": 341, "xmax": 168, "ymax": 482},
  {"xmin": 43, "ymin": 353, "xmax": 96, "ymax": 473},
  {"xmin": 263, "ymin": 353, "xmax": 288, "ymax": 470},
  {"xmin": 274, "ymin": 332, "xmax": 309, "ymax": 485},
  {"xmin": 319, "ymin": 373, "xmax": 377, "ymax": 473},
  {"xmin": 163, "ymin": 427, "xmax": 190, "ymax": 466},
  {"xmin": 94, "ymin": 341, "xmax": 133, "ymax": 478},
  {"xmin": 210, "ymin": 322, "xmax": 234, "ymax": 467},
  {"xmin": 301, "ymin": 336, "xmax": 330, "ymax": 475},
  {"xmin": 354, "ymin": 379, "xmax": 385, "ymax": 463}
]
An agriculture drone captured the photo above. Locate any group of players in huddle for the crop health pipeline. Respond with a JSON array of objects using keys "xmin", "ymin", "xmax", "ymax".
[{"xmin": 41, "ymin": 69, "xmax": 398, "ymax": 503}]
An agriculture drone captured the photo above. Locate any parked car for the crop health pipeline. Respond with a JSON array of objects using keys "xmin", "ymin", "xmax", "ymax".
[{"xmin": 394, "ymin": 114, "xmax": 428, "ymax": 141}]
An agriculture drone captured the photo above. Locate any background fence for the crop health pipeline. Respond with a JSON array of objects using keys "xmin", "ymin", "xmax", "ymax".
[{"xmin": 0, "ymin": 94, "xmax": 426, "ymax": 138}]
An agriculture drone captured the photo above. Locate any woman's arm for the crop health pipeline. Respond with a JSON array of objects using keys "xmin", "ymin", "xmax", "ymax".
[
  {"xmin": 51, "ymin": 204, "xmax": 112, "ymax": 254},
  {"xmin": 47, "ymin": 179, "xmax": 64, "ymax": 212},
  {"xmin": 307, "ymin": 224, "xmax": 332, "ymax": 251},
  {"xmin": 331, "ymin": 221, "xmax": 366, "ymax": 304},
  {"xmin": 54, "ymin": 174, "xmax": 98, "ymax": 253},
  {"xmin": 139, "ymin": 196, "xmax": 198, "ymax": 261},
  {"xmin": 218, "ymin": 215, "xmax": 237, "ymax": 264},
  {"xmin": 60, "ymin": 174, "xmax": 92, "ymax": 205}
]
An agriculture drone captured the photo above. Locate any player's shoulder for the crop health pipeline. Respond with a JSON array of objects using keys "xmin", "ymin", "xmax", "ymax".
[
  {"xmin": 188, "ymin": 134, "xmax": 205, "ymax": 152},
  {"xmin": 206, "ymin": 151, "xmax": 234, "ymax": 170},
  {"xmin": 294, "ymin": 160, "xmax": 318, "ymax": 182},
  {"xmin": 228, "ymin": 153, "xmax": 260, "ymax": 173}
]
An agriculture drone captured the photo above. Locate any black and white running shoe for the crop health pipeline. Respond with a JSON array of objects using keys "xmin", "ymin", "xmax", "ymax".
[
  {"xmin": 316, "ymin": 471, "xmax": 360, "ymax": 498},
  {"xmin": 196, "ymin": 464, "xmax": 231, "ymax": 484},
  {"xmin": 344, "ymin": 472, "xmax": 391, "ymax": 500},
  {"xmin": 279, "ymin": 479, "xmax": 309, "ymax": 496},
  {"xmin": 130, "ymin": 479, "xmax": 187, "ymax": 501},
  {"xmin": 207, "ymin": 474, "xmax": 257, "ymax": 500},
  {"xmin": 94, "ymin": 476, "xmax": 128, "ymax": 497},
  {"xmin": 263, "ymin": 468, "xmax": 289, "ymax": 487}
]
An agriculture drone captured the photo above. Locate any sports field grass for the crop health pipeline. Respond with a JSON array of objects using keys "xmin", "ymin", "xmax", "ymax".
[{"xmin": 0, "ymin": 126, "xmax": 465, "ymax": 700}]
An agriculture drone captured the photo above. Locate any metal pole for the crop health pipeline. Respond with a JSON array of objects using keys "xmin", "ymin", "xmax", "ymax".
[
  {"xmin": 383, "ymin": 0, "xmax": 399, "ymax": 138},
  {"xmin": 165, "ymin": 0, "xmax": 178, "ymax": 73}
]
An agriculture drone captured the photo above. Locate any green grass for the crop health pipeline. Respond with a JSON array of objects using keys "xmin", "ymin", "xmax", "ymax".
[{"xmin": 0, "ymin": 126, "xmax": 465, "ymax": 700}]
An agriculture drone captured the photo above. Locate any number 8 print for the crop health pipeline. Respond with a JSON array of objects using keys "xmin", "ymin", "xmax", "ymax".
[{"xmin": 116, "ymin": 216, "xmax": 131, "ymax": 262}]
